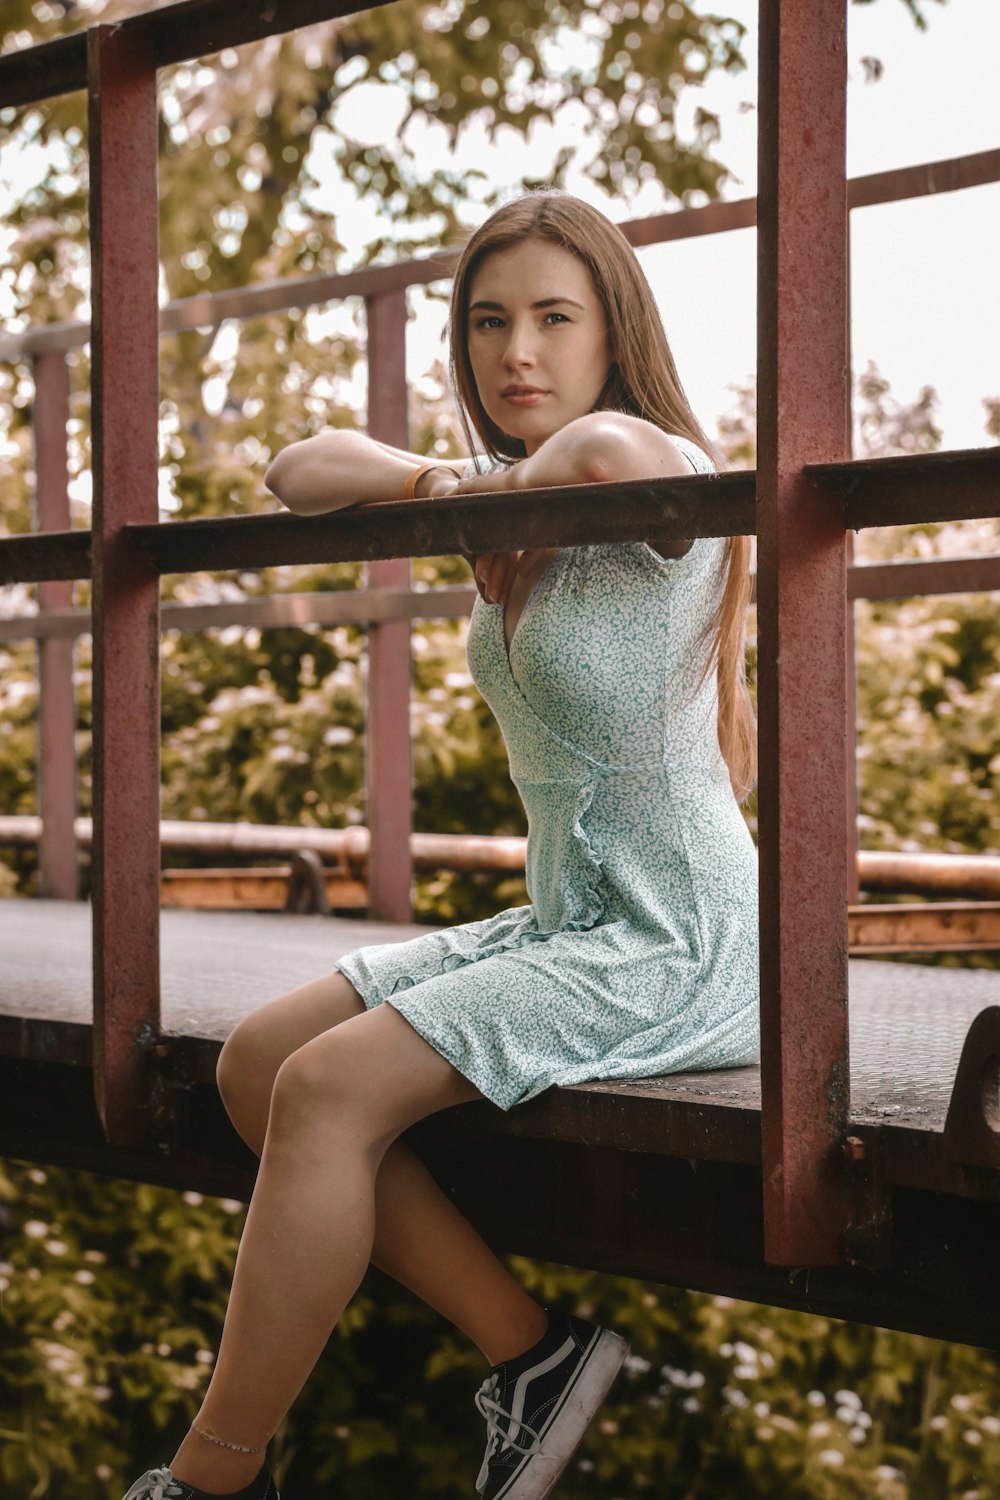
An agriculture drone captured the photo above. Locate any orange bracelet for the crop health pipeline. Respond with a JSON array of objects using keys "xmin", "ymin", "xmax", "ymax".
[{"xmin": 403, "ymin": 461, "xmax": 449, "ymax": 500}]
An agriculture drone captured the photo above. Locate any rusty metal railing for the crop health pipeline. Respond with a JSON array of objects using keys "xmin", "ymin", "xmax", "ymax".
[
  {"xmin": 5, "ymin": 815, "xmax": 1000, "ymax": 896},
  {"xmin": 0, "ymin": 0, "xmax": 998, "ymax": 1267}
]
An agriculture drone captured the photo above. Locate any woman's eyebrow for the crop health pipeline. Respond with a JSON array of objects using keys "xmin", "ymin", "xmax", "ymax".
[{"xmin": 468, "ymin": 297, "xmax": 585, "ymax": 312}]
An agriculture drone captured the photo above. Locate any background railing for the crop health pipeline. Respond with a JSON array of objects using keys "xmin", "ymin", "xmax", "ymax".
[{"xmin": 3, "ymin": 150, "xmax": 997, "ymax": 913}]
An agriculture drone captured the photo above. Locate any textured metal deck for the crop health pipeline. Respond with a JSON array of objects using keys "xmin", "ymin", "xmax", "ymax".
[{"xmin": 3, "ymin": 898, "xmax": 999, "ymax": 1133}]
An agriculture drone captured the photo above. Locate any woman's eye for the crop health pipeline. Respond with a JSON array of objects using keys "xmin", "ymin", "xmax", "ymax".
[{"xmin": 473, "ymin": 312, "xmax": 570, "ymax": 330}]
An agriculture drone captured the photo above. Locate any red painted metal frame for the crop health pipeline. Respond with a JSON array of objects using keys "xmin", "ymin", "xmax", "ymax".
[
  {"xmin": 756, "ymin": 0, "xmax": 852, "ymax": 1264},
  {"xmin": 32, "ymin": 350, "xmax": 78, "ymax": 901},
  {"xmin": 87, "ymin": 25, "xmax": 162, "ymax": 1147},
  {"xmin": 365, "ymin": 289, "xmax": 414, "ymax": 922}
]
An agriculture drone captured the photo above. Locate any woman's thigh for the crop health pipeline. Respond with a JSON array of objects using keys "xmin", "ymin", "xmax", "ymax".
[{"xmin": 217, "ymin": 967, "xmax": 366, "ymax": 1103}]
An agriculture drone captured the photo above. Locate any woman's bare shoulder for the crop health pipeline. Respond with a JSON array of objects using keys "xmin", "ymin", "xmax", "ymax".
[{"xmin": 575, "ymin": 412, "xmax": 711, "ymax": 479}]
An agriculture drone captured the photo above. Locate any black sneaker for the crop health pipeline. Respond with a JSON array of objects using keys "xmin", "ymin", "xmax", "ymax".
[
  {"xmin": 121, "ymin": 1465, "xmax": 280, "ymax": 1500},
  {"xmin": 473, "ymin": 1307, "xmax": 630, "ymax": 1499}
]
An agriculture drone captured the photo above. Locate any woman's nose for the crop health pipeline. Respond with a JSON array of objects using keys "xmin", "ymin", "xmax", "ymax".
[{"xmin": 501, "ymin": 325, "xmax": 537, "ymax": 368}]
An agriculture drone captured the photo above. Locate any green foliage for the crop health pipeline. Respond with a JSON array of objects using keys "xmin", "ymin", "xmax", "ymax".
[
  {"xmin": 3, "ymin": 1156, "xmax": 1000, "ymax": 1498},
  {"xmin": 856, "ymin": 594, "xmax": 1000, "ymax": 861},
  {"xmin": 714, "ymin": 367, "xmax": 1000, "ymax": 956}
]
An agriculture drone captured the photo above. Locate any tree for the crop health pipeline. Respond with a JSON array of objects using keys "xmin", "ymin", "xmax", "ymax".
[
  {"xmin": 4, "ymin": 1149, "xmax": 1000, "ymax": 1498},
  {"xmin": 0, "ymin": 0, "xmax": 752, "ymax": 907}
]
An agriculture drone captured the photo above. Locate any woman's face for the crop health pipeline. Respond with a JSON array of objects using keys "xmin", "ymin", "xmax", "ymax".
[{"xmin": 465, "ymin": 237, "xmax": 612, "ymax": 456}]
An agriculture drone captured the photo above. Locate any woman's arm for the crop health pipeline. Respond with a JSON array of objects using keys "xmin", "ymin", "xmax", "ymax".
[
  {"xmin": 263, "ymin": 428, "xmax": 466, "ymax": 514},
  {"xmin": 455, "ymin": 413, "xmax": 695, "ymax": 604}
]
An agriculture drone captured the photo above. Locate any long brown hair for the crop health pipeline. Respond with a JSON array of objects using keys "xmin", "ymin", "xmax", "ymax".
[{"xmin": 447, "ymin": 189, "xmax": 756, "ymax": 804}]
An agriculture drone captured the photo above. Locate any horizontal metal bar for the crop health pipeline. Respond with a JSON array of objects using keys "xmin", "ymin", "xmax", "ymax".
[
  {"xmin": 0, "ymin": 586, "xmax": 480, "ymax": 641},
  {"xmin": 5, "ymin": 547, "xmax": 1000, "ymax": 642},
  {"xmin": 1, "ymin": 450, "xmax": 990, "ymax": 591},
  {"xmin": 123, "ymin": 473, "xmax": 757, "ymax": 576},
  {"xmin": 6, "ymin": 447, "xmax": 997, "ymax": 588},
  {"xmin": 0, "ymin": 814, "xmax": 531, "ymax": 871},
  {"xmin": 847, "ymin": 148, "xmax": 1000, "ymax": 209},
  {"xmin": 849, "ymin": 902, "xmax": 1000, "ymax": 952},
  {"xmin": 848, "ymin": 553, "xmax": 1000, "ymax": 601},
  {"xmin": 160, "ymin": 867, "xmax": 368, "ymax": 911},
  {"xmin": 0, "ymin": 0, "xmax": 397, "ymax": 110},
  {"xmin": 860, "ymin": 853, "xmax": 1000, "ymax": 900},
  {"xmin": 1, "ymin": 474, "xmax": 743, "ymax": 585},
  {"xmin": 1, "ymin": 147, "xmax": 996, "ymax": 360},
  {"xmin": 0, "ymin": 528, "xmax": 91, "ymax": 585},
  {"xmin": 811, "ymin": 447, "xmax": 1000, "ymax": 528},
  {"xmin": 625, "ymin": 149, "xmax": 1000, "ymax": 249},
  {"xmin": 5, "ymin": 813, "xmax": 1000, "ymax": 899}
]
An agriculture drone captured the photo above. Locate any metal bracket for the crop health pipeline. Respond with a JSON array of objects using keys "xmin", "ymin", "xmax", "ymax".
[
  {"xmin": 943, "ymin": 1007, "xmax": 1000, "ymax": 1169},
  {"xmin": 284, "ymin": 849, "xmax": 331, "ymax": 916},
  {"xmin": 841, "ymin": 1132, "xmax": 893, "ymax": 1270}
]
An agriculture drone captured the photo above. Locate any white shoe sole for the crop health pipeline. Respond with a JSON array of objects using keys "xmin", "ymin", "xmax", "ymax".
[{"xmin": 494, "ymin": 1327, "xmax": 631, "ymax": 1499}]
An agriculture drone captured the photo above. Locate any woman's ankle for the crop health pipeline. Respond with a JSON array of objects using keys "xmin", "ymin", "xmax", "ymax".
[
  {"xmin": 481, "ymin": 1302, "xmax": 550, "ymax": 1367},
  {"xmin": 169, "ymin": 1427, "xmax": 269, "ymax": 1496}
]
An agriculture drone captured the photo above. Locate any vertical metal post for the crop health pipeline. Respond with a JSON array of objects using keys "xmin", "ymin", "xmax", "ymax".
[
  {"xmin": 87, "ymin": 24, "xmax": 162, "ymax": 1145},
  {"xmin": 756, "ymin": 0, "xmax": 852, "ymax": 1263},
  {"xmin": 364, "ymin": 289, "xmax": 413, "ymax": 922},
  {"xmin": 32, "ymin": 350, "xmax": 79, "ymax": 900},
  {"xmin": 845, "ymin": 235, "xmax": 860, "ymax": 906}
]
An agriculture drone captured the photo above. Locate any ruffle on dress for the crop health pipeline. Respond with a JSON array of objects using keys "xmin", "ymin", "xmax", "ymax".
[{"xmin": 518, "ymin": 774, "xmax": 606, "ymax": 933}]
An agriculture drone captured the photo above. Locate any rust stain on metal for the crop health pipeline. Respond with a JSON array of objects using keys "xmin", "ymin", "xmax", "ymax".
[{"xmin": 842, "ymin": 1136, "xmax": 866, "ymax": 1164}]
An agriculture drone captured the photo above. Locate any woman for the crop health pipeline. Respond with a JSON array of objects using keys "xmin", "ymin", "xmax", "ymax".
[{"xmin": 123, "ymin": 191, "xmax": 758, "ymax": 1500}]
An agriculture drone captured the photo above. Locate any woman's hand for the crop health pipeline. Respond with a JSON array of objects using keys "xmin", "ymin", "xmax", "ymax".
[
  {"xmin": 469, "ymin": 548, "xmax": 531, "ymax": 605},
  {"xmin": 451, "ymin": 466, "xmax": 517, "ymax": 497},
  {"xmin": 451, "ymin": 464, "xmax": 534, "ymax": 605}
]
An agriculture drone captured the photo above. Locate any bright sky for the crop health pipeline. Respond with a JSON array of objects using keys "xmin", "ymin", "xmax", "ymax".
[
  {"xmin": 1, "ymin": 0, "xmax": 997, "ymax": 452},
  {"xmin": 318, "ymin": 0, "xmax": 999, "ymax": 452}
]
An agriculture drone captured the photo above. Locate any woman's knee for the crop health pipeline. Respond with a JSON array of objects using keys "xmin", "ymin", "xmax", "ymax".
[
  {"xmin": 216, "ymin": 971, "xmax": 367, "ymax": 1110},
  {"xmin": 267, "ymin": 1029, "xmax": 382, "ymax": 1145},
  {"xmin": 216, "ymin": 1021, "xmax": 274, "ymax": 1113}
]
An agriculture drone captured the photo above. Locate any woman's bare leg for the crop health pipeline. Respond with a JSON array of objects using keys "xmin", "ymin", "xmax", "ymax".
[
  {"xmin": 170, "ymin": 1004, "xmax": 532, "ymax": 1493},
  {"xmin": 216, "ymin": 972, "xmax": 547, "ymax": 1363}
]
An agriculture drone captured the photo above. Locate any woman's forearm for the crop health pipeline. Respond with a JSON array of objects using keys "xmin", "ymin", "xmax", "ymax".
[
  {"xmin": 453, "ymin": 417, "xmax": 607, "ymax": 498},
  {"xmin": 458, "ymin": 413, "xmax": 692, "ymax": 496},
  {"xmin": 509, "ymin": 416, "xmax": 610, "ymax": 491},
  {"xmin": 263, "ymin": 429, "xmax": 463, "ymax": 515}
]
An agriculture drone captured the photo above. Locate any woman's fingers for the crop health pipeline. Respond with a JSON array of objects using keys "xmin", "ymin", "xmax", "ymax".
[
  {"xmin": 471, "ymin": 549, "xmax": 553, "ymax": 601},
  {"xmin": 472, "ymin": 553, "xmax": 494, "ymax": 600},
  {"xmin": 472, "ymin": 551, "xmax": 523, "ymax": 603}
]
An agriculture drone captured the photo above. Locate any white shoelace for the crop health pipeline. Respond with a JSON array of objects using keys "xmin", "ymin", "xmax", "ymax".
[
  {"xmin": 474, "ymin": 1374, "xmax": 545, "ymax": 1492},
  {"xmin": 121, "ymin": 1468, "xmax": 186, "ymax": 1500}
]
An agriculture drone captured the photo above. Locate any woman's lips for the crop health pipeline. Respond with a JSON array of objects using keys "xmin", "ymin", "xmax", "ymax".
[{"xmin": 503, "ymin": 390, "xmax": 547, "ymax": 406}]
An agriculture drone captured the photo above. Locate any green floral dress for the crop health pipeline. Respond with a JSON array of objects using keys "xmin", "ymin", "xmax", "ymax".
[{"xmin": 335, "ymin": 434, "xmax": 760, "ymax": 1110}]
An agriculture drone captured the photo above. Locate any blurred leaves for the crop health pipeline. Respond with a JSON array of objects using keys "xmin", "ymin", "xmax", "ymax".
[
  {"xmin": 3, "ymin": 1156, "xmax": 1000, "ymax": 1497},
  {"xmin": 715, "ymin": 365, "xmax": 1000, "ymax": 962}
]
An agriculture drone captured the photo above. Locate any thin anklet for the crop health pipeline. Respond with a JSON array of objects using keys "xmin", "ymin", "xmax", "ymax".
[{"xmin": 191, "ymin": 1420, "xmax": 269, "ymax": 1454}]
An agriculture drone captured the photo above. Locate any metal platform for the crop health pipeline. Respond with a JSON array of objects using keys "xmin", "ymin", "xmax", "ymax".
[
  {"xmin": 4, "ymin": 896, "xmax": 1000, "ymax": 1136},
  {"xmin": 4, "ymin": 897, "xmax": 1000, "ymax": 1346}
]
